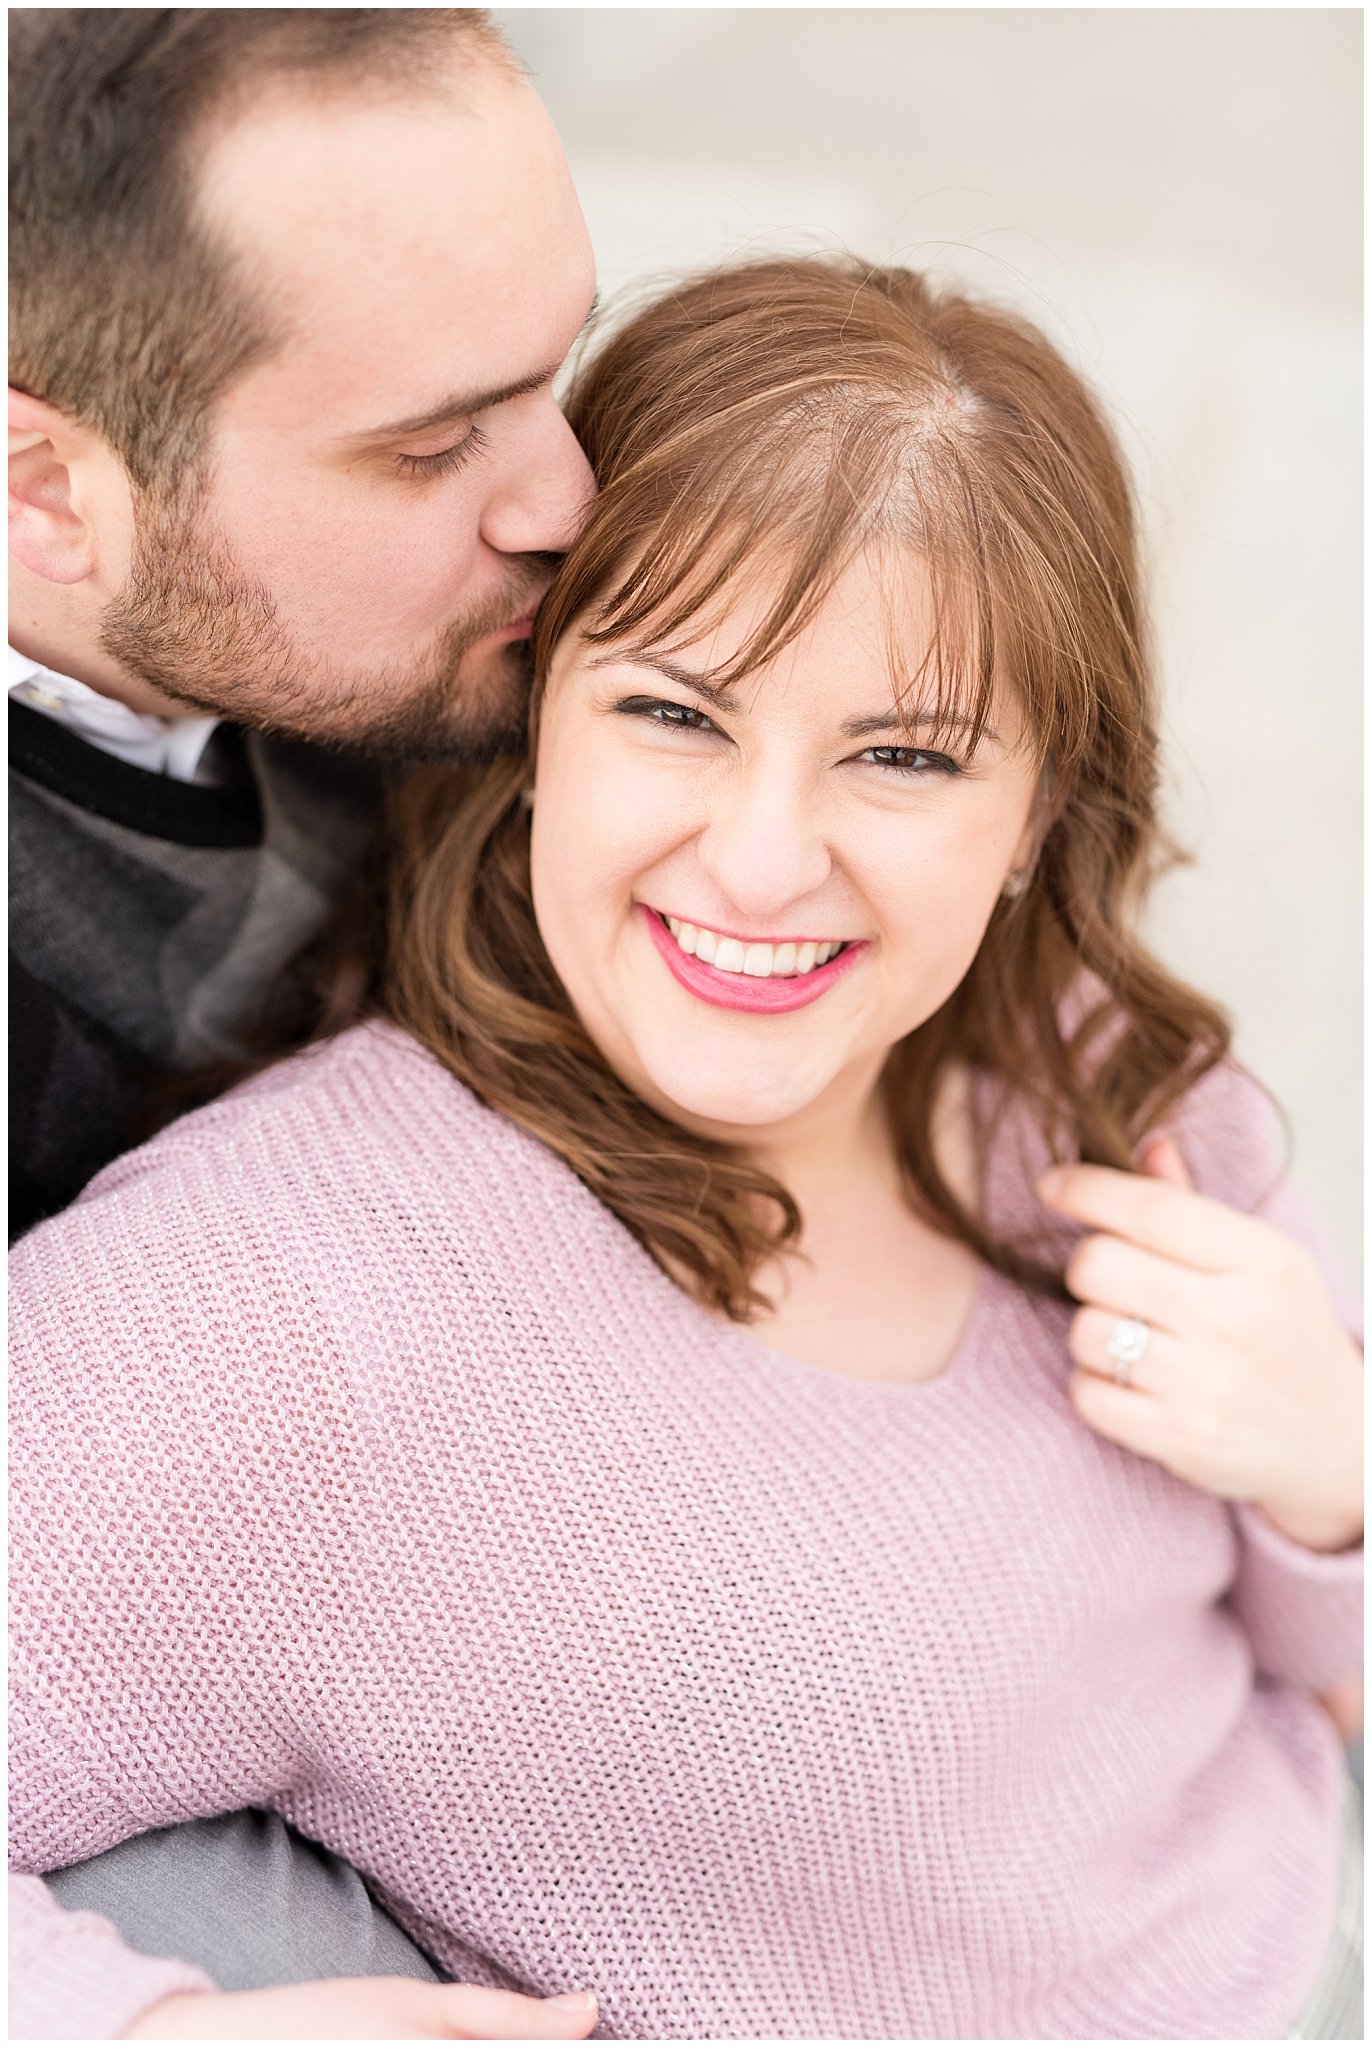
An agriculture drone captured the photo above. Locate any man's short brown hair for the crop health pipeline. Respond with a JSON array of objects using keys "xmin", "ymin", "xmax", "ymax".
[{"xmin": 9, "ymin": 8, "xmax": 514, "ymax": 493}]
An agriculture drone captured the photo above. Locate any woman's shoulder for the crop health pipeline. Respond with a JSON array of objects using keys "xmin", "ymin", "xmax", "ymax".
[
  {"xmin": 1042, "ymin": 976, "xmax": 1286, "ymax": 1208},
  {"xmin": 106, "ymin": 1022, "xmax": 535, "ymax": 1176},
  {"xmin": 11, "ymin": 1022, "xmax": 657, "ymax": 1435},
  {"xmin": 976, "ymin": 1047, "xmax": 1288, "ymax": 1254},
  {"xmin": 1159, "ymin": 1054, "xmax": 1286, "ymax": 1213},
  {"xmin": 20, "ymin": 1021, "xmax": 599, "ymax": 1269}
]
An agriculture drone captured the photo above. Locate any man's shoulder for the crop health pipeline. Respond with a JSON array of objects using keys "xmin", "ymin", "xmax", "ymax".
[
  {"xmin": 8, "ymin": 714, "xmax": 387, "ymax": 1221},
  {"xmin": 9, "ymin": 697, "xmax": 381, "ymax": 851}
]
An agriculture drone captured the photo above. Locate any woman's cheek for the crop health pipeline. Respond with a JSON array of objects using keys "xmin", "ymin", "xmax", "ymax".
[
  {"xmin": 534, "ymin": 741, "xmax": 682, "ymax": 950},
  {"xmin": 864, "ymin": 815, "xmax": 1010, "ymax": 1000},
  {"xmin": 589, "ymin": 751, "xmax": 704, "ymax": 885}
]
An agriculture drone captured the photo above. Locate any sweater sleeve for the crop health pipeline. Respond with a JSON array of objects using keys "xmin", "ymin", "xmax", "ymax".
[
  {"xmin": 9, "ymin": 1872, "xmax": 214, "ymax": 2041},
  {"xmin": 8, "ymin": 1110, "xmax": 348, "ymax": 2037},
  {"xmin": 1167, "ymin": 1062, "xmax": 1363, "ymax": 1690}
]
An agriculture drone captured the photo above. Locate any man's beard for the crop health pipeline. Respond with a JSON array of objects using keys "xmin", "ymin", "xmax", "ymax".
[{"xmin": 98, "ymin": 489, "xmax": 555, "ymax": 762}]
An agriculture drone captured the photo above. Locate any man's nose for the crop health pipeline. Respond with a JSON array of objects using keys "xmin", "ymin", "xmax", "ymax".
[
  {"xmin": 696, "ymin": 767, "xmax": 834, "ymax": 920},
  {"xmin": 480, "ymin": 399, "xmax": 595, "ymax": 558}
]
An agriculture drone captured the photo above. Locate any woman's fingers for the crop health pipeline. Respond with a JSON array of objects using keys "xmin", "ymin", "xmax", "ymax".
[
  {"xmin": 446, "ymin": 1986, "xmax": 600, "ymax": 2039},
  {"xmin": 124, "ymin": 1979, "xmax": 600, "ymax": 2040},
  {"xmin": 1068, "ymin": 1305, "xmax": 1180, "ymax": 1394},
  {"xmin": 1137, "ymin": 1133, "xmax": 1194, "ymax": 1190},
  {"xmin": 1040, "ymin": 1160, "xmax": 1271, "ymax": 1273},
  {"xmin": 1314, "ymin": 1677, "xmax": 1364, "ymax": 1746},
  {"xmin": 1049, "ymin": 1137, "xmax": 1362, "ymax": 1537},
  {"xmin": 1063, "ymin": 1232, "xmax": 1202, "ymax": 1336},
  {"xmin": 1068, "ymin": 1369, "xmax": 1174, "ymax": 1465}
]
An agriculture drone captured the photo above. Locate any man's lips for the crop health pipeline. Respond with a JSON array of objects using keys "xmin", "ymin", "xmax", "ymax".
[
  {"xmin": 638, "ymin": 904, "xmax": 866, "ymax": 1015},
  {"xmin": 470, "ymin": 602, "xmax": 541, "ymax": 649}
]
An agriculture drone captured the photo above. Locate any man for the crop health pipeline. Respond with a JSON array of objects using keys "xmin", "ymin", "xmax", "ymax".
[
  {"xmin": 10, "ymin": 9, "xmax": 601, "ymax": 2033},
  {"xmin": 10, "ymin": 5, "xmax": 594, "ymax": 1236}
]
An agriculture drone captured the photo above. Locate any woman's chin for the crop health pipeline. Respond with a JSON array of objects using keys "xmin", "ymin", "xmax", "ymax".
[
  {"xmin": 584, "ymin": 992, "xmax": 867, "ymax": 1139},
  {"xmin": 638, "ymin": 1060, "xmax": 839, "ymax": 1139}
]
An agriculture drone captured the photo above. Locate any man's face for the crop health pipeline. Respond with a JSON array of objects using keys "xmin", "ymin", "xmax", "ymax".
[{"xmin": 100, "ymin": 63, "xmax": 597, "ymax": 758}]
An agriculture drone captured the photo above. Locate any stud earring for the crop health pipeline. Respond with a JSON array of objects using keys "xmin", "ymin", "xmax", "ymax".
[{"xmin": 1001, "ymin": 868, "xmax": 1028, "ymax": 900}]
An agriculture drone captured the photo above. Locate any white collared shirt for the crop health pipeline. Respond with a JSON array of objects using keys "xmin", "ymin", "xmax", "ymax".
[{"xmin": 7, "ymin": 644, "xmax": 224, "ymax": 786}]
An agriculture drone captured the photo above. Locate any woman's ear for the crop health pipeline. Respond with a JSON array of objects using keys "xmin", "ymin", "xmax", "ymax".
[
  {"xmin": 1008, "ymin": 753, "xmax": 1062, "ymax": 881},
  {"xmin": 9, "ymin": 388, "xmax": 104, "ymax": 585}
]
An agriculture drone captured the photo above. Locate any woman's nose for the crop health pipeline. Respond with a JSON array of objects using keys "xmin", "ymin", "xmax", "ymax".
[
  {"xmin": 695, "ymin": 767, "xmax": 833, "ymax": 920},
  {"xmin": 479, "ymin": 399, "xmax": 595, "ymax": 559}
]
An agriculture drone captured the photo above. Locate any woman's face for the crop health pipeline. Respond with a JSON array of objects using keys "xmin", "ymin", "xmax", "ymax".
[{"xmin": 530, "ymin": 549, "xmax": 1041, "ymax": 1141}]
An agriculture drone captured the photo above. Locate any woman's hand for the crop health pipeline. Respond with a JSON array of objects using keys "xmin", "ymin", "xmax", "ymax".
[
  {"xmin": 123, "ymin": 1979, "xmax": 599, "ymax": 2040},
  {"xmin": 1039, "ymin": 1137, "xmax": 1363, "ymax": 1552}
]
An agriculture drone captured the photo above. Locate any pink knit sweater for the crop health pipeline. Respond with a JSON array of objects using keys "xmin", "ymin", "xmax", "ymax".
[{"xmin": 9, "ymin": 1022, "xmax": 1361, "ymax": 2040}]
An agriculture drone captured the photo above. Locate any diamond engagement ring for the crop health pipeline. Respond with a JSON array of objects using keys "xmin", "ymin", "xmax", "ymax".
[{"xmin": 1105, "ymin": 1316, "xmax": 1150, "ymax": 1386}]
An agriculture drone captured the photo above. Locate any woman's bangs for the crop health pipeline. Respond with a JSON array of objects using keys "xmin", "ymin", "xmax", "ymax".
[
  {"xmin": 579, "ymin": 430, "xmax": 881, "ymax": 686},
  {"xmin": 558, "ymin": 337, "xmax": 1090, "ymax": 774},
  {"xmin": 867, "ymin": 537, "xmax": 1000, "ymax": 760},
  {"xmin": 575, "ymin": 412, "xmax": 1003, "ymax": 749}
]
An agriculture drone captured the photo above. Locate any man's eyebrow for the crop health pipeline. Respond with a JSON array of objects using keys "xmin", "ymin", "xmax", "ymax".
[
  {"xmin": 343, "ymin": 293, "xmax": 602, "ymax": 447},
  {"xmin": 342, "ymin": 361, "xmax": 566, "ymax": 446},
  {"xmin": 589, "ymin": 652, "xmax": 998, "ymax": 741}
]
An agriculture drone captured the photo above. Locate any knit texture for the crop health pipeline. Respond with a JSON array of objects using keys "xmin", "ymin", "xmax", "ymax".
[{"xmin": 9, "ymin": 1022, "xmax": 1362, "ymax": 2040}]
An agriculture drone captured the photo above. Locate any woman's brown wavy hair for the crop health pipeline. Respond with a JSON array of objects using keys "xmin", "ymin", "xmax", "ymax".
[{"xmin": 368, "ymin": 255, "xmax": 1231, "ymax": 1318}]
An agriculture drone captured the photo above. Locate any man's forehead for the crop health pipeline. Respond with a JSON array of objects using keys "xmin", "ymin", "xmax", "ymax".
[
  {"xmin": 341, "ymin": 300, "xmax": 600, "ymax": 448},
  {"xmin": 194, "ymin": 72, "xmax": 594, "ymax": 436},
  {"xmin": 197, "ymin": 63, "xmax": 520, "ymax": 234}
]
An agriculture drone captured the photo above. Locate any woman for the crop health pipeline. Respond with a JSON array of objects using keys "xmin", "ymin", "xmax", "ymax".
[{"xmin": 11, "ymin": 258, "xmax": 1361, "ymax": 2041}]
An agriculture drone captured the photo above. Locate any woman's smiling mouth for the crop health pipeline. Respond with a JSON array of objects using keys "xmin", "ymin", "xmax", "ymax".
[
  {"xmin": 640, "ymin": 905, "xmax": 866, "ymax": 1014},
  {"xmin": 663, "ymin": 913, "xmax": 849, "ymax": 979}
]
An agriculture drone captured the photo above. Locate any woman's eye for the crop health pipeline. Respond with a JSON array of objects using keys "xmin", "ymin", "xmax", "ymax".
[
  {"xmin": 859, "ymin": 744, "xmax": 963, "ymax": 777},
  {"xmin": 395, "ymin": 424, "xmax": 488, "ymax": 479},
  {"xmin": 614, "ymin": 695, "xmax": 717, "ymax": 733}
]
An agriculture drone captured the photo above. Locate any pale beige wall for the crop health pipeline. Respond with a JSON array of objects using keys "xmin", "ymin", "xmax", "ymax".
[{"xmin": 497, "ymin": 7, "xmax": 1362, "ymax": 1268}]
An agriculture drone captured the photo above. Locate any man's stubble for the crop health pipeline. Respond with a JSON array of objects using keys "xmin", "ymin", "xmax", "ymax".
[{"xmin": 98, "ymin": 486, "xmax": 553, "ymax": 762}]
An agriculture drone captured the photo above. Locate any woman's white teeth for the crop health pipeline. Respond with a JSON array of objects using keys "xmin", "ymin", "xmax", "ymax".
[{"xmin": 663, "ymin": 916, "xmax": 845, "ymax": 978}]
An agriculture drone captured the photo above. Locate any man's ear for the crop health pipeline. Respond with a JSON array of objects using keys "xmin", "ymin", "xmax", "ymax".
[{"xmin": 9, "ymin": 388, "xmax": 101, "ymax": 585}]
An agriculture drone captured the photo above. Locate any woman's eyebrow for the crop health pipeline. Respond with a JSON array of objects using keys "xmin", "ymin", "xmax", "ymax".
[
  {"xmin": 843, "ymin": 709, "xmax": 998, "ymax": 743},
  {"xmin": 588, "ymin": 655, "xmax": 999, "ymax": 742},
  {"xmin": 586, "ymin": 650, "xmax": 736, "ymax": 710}
]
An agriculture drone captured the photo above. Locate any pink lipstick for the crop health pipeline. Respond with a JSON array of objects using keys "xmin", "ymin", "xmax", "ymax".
[{"xmin": 639, "ymin": 905, "xmax": 865, "ymax": 1015}]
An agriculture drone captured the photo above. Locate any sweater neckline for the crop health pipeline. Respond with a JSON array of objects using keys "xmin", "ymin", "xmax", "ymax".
[
  {"xmin": 672, "ymin": 1236, "xmax": 1002, "ymax": 1409},
  {"xmin": 365, "ymin": 1019, "xmax": 1009, "ymax": 1408}
]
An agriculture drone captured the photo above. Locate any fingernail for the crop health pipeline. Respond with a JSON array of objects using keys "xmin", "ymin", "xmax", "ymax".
[{"xmin": 547, "ymin": 1991, "xmax": 598, "ymax": 2013}]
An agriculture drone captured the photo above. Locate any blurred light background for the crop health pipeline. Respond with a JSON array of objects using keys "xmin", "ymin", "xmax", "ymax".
[{"xmin": 497, "ymin": 6, "xmax": 1362, "ymax": 1268}]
